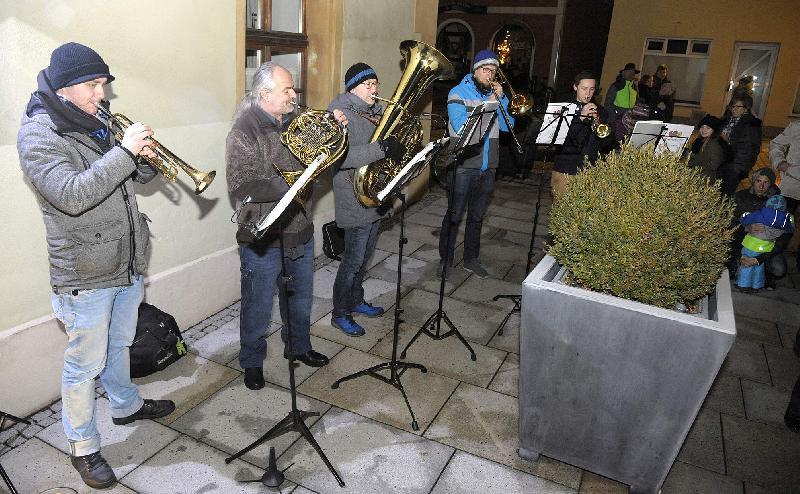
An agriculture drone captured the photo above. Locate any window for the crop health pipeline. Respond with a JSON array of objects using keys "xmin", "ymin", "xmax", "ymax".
[
  {"xmin": 642, "ymin": 36, "xmax": 711, "ymax": 106},
  {"xmin": 792, "ymin": 82, "xmax": 800, "ymax": 116},
  {"xmin": 245, "ymin": 0, "xmax": 307, "ymax": 98}
]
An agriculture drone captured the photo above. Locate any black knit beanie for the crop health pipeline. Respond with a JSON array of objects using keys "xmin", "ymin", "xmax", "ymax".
[
  {"xmin": 46, "ymin": 42, "xmax": 115, "ymax": 90},
  {"xmin": 345, "ymin": 62, "xmax": 377, "ymax": 92}
]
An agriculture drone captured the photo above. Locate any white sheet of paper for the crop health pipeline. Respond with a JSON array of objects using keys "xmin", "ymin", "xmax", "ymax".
[
  {"xmin": 377, "ymin": 137, "xmax": 450, "ymax": 202},
  {"xmin": 254, "ymin": 154, "xmax": 324, "ymax": 234},
  {"xmin": 631, "ymin": 121, "xmax": 693, "ymax": 155},
  {"xmin": 536, "ymin": 103, "xmax": 578, "ymax": 145}
]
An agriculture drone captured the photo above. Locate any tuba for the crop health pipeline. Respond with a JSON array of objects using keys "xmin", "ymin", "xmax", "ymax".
[
  {"xmin": 353, "ymin": 40, "xmax": 454, "ymax": 207},
  {"xmin": 95, "ymin": 103, "xmax": 216, "ymax": 194}
]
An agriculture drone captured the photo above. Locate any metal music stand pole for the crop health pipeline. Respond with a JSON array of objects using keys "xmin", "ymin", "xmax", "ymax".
[
  {"xmin": 0, "ymin": 411, "xmax": 29, "ymax": 494},
  {"xmin": 226, "ymin": 217, "xmax": 345, "ymax": 488},
  {"xmin": 492, "ymin": 106, "xmax": 574, "ymax": 336},
  {"xmin": 331, "ymin": 191, "xmax": 428, "ymax": 430},
  {"xmin": 401, "ymin": 103, "xmax": 497, "ymax": 361}
]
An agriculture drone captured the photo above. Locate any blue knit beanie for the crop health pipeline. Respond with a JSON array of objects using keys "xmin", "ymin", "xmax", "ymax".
[
  {"xmin": 47, "ymin": 42, "xmax": 115, "ymax": 90},
  {"xmin": 765, "ymin": 195, "xmax": 787, "ymax": 211},
  {"xmin": 472, "ymin": 50, "xmax": 499, "ymax": 71}
]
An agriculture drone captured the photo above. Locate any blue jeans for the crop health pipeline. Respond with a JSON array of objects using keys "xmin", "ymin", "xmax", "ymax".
[
  {"xmin": 332, "ymin": 220, "xmax": 381, "ymax": 317},
  {"xmin": 238, "ymin": 240, "xmax": 313, "ymax": 368},
  {"xmin": 50, "ymin": 276, "xmax": 145, "ymax": 457},
  {"xmin": 737, "ymin": 246, "xmax": 766, "ymax": 289},
  {"xmin": 439, "ymin": 168, "xmax": 495, "ymax": 265}
]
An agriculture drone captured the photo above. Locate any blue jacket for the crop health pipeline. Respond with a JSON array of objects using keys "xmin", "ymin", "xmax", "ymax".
[{"xmin": 447, "ymin": 74, "xmax": 512, "ymax": 171}]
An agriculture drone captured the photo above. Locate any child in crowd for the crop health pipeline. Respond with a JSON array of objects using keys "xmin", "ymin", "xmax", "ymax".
[{"xmin": 737, "ymin": 194, "xmax": 795, "ymax": 292}]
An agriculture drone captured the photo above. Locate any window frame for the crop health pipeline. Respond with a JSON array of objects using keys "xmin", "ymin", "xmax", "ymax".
[{"xmin": 642, "ymin": 36, "xmax": 712, "ymax": 107}]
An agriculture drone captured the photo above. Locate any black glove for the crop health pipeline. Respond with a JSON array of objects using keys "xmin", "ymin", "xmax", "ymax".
[{"xmin": 379, "ymin": 136, "xmax": 406, "ymax": 162}]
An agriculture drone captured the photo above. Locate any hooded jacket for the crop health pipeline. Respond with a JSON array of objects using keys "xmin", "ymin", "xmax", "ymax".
[{"xmin": 17, "ymin": 70, "xmax": 156, "ymax": 294}]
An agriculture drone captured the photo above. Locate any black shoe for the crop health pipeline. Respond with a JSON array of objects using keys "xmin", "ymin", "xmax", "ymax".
[
  {"xmin": 112, "ymin": 399, "xmax": 176, "ymax": 425},
  {"xmin": 71, "ymin": 452, "xmax": 116, "ymax": 489},
  {"xmin": 243, "ymin": 367, "xmax": 265, "ymax": 390},
  {"xmin": 285, "ymin": 349, "xmax": 329, "ymax": 367}
]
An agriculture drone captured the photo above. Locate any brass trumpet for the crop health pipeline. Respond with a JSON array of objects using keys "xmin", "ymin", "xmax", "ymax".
[
  {"xmin": 95, "ymin": 103, "xmax": 216, "ymax": 194},
  {"xmin": 591, "ymin": 117, "xmax": 611, "ymax": 139},
  {"xmin": 493, "ymin": 68, "xmax": 533, "ymax": 116}
]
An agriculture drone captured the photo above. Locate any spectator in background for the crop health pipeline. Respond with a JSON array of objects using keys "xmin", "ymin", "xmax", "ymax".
[
  {"xmin": 653, "ymin": 64, "xmax": 675, "ymax": 122},
  {"xmin": 637, "ymin": 74, "xmax": 663, "ymax": 120},
  {"xmin": 719, "ymin": 95, "xmax": 762, "ymax": 196},
  {"xmin": 604, "ymin": 62, "xmax": 639, "ymax": 124},
  {"xmin": 686, "ymin": 114, "xmax": 728, "ymax": 181},
  {"xmin": 769, "ymin": 119, "xmax": 800, "ymax": 271}
]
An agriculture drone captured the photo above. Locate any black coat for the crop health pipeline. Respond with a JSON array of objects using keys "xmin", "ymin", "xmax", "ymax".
[
  {"xmin": 725, "ymin": 112, "xmax": 762, "ymax": 176},
  {"xmin": 553, "ymin": 102, "xmax": 614, "ymax": 175}
]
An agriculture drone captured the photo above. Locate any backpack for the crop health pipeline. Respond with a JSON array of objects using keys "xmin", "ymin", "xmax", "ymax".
[
  {"xmin": 322, "ymin": 221, "xmax": 345, "ymax": 261},
  {"xmin": 130, "ymin": 303, "xmax": 187, "ymax": 378}
]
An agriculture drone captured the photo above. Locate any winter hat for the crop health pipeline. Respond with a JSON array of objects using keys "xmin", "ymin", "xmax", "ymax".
[
  {"xmin": 622, "ymin": 62, "xmax": 640, "ymax": 74},
  {"xmin": 345, "ymin": 62, "xmax": 377, "ymax": 92},
  {"xmin": 46, "ymin": 42, "xmax": 114, "ymax": 90},
  {"xmin": 697, "ymin": 114, "xmax": 723, "ymax": 133},
  {"xmin": 765, "ymin": 194, "xmax": 787, "ymax": 211},
  {"xmin": 473, "ymin": 50, "xmax": 499, "ymax": 71},
  {"xmin": 752, "ymin": 167, "xmax": 776, "ymax": 185}
]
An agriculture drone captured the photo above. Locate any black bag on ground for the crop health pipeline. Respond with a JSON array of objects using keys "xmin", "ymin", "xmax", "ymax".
[
  {"xmin": 130, "ymin": 303, "xmax": 187, "ymax": 378},
  {"xmin": 322, "ymin": 220, "xmax": 345, "ymax": 261}
]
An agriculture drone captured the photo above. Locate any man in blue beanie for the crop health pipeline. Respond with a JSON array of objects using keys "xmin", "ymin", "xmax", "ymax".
[
  {"xmin": 17, "ymin": 42, "xmax": 175, "ymax": 489},
  {"xmin": 439, "ymin": 49, "xmax": 513, "ymax": 279}
]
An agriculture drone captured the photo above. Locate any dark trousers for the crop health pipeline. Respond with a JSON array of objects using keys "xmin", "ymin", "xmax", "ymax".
[
  {"xmin": 238, "ymin": 240, "xmax": 314, "ymax": 368},
  {"xmin": 332, "ymin": 220, "xmax": 382, "ymax": 317},
  {"xmin": 439, "ymin": 168, "xmax": 495, "ymax": 265}
]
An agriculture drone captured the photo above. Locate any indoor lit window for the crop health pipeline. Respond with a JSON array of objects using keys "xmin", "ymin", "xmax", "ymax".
[{"xmin": 642, "ymin": 37, "xmax": 711, "ymax": 106}]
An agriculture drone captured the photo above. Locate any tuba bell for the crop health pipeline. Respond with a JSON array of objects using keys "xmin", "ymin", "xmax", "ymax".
[
  {"xmin": 95, "ymin": 103, "xmax": 216, "ymax": 194},
  {"xmin": 352, "ymin": 40, "xmax": 454, "ymax": 207}
]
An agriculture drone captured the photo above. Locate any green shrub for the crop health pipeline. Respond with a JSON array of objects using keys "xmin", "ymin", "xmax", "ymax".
[{"xmin": 548, "ymin": 143, "xmax": 735, "ymax": 309}]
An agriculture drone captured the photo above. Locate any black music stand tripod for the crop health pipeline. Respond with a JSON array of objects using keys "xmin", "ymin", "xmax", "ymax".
[
  {"xmin": 401, "ymin": 102, "xmax": 499, "ymax": 361},
  {"xmin": 0, "ymin": 411, "xmax": 29, "ymax": 494},
  {"xmin": 225, "ymin": 216, "xmax": 344, "ymax": 488},
  {"xmin": 492, "ymin": 104, "xmax": 575, "ymax": 335}
]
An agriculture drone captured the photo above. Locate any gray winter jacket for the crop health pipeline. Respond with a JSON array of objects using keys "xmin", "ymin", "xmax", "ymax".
[
  {"xmin": 327, "ymin": 92, "xmax": 388, "ymax": 228},
  {"xmin": 17, "ymin": 112, "xmax": 156, "ymax": 294},
  {"xmin": 226, "ymin": 105, "xmax": 313, "ymax": 248}
]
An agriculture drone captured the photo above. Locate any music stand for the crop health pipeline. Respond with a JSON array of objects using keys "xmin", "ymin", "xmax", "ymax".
[
  {"xmin": 330, "ymin": 140, "xmax": 447, "ymax": 431},
  {"xmin": 630, "ymin": 121, "xmax": 692, "ymax": 156},
  {"xmin": 225, "ymin": 215, "xmax": 344, "ymax": 488},
  {"xmin": 492, "ymin": 104, "xmax": 576, "ymax": 335},
  {"xmin": 401, "ymin": 101, "xmax": 499, "ymax": 361},
  {"xmin": 0, "ymin": 411, "xmax": 29, "ymax": 494}
]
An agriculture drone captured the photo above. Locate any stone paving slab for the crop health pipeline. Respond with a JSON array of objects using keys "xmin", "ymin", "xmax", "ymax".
[
  {"xmin": 471, "ymin": 236, "xmax": 532, "ymax": 265},
  {"xmin": 406, "ymin": 210, "xmax": 445, "ymax": 228},
  {"xmin": 741, "ymin": 378, "xmax": 793, "ymax": 428},
  {"xmin": 376, "ymin": 231, "xmax": 424, "ymax": 255},
  {"xmin": 390, "ymin": 289, "xmax": 511, "ymax": 346},
  {"xmin": 486, "ymin": 203, "xmax": 539, "ymax": 221},
  {"xmin": 189, "ymin": 317, "xmax": 278, "ymax": 367},
  {"xmin": 450, "ymin": 276, "xmax": 524, "ymax": 309},
  {"xmin": 661, "ymin": 460, "xmax": 743, "ymax": 494},
  {"xmin": 370, "ymin": 322, "xmax": 506, "ymax": 388},
  {"xmin": 368, "ymin": 253, "xmax": 469, "ymax": 296},
  {"xmin": 170, "ymin": 377, "xmax": 329, "ymax": 469},
  {"xmin": 777, "ymin": 322, "xmax": 798, "ymax": 351},
  {"xmin": 701, "ymin": 375, "xmax": 745, "ymax": 418},
  {"xmin": 407, "ymin": 242, "xmax": 464, "ymax": 268},
  {"xmin": 225, "ymin": 333, "xmax": 344, "ymax": 388},
  {"xmin": 311, "ymin": 308, "xmax": 397, "ymax": 353},
  {"xmin": 578, "ymin": 471, "xmax": 629, "ymax": 494},
  {"xmin": 280, "ymin": 407, "xmax": 455, "ymax": 494},
  {"xmin": 132, "ymin": 354, "xmax": 240, "ymax": 425},
  {"xmin": 488, "ymin": 353, "xmax": 519, "ymax": 398},
  {"xmin": 36, "ymin": 397, "xmax": 180, "ymax": 479},
  {"xmin": 719, "ymin": 338, "xmax": 771, "ymax": 385},
  {"xmin": 425, "ymin": 383, "xmax": 582, "ymax": 489},
  {"xmin": 430, "ymin": 450, "xmax": 576, "ymax": 494},
  {"xmin": 486, "ymin": 311, "xmax": 520, "ymax": 354},
  {"xmin": 722, "ymin": 413, "xmax": 800, "ymax": 491},
  {"xmin": 297, "ymin": 347, "xmax": 458, "ymax": 434},
  {"xmin": 763, "ymin": 344, "xmax": 800, "ymax": 391},
  {"xmin": 733, "ymin": 315, "xmax": 782, "ymax": 347},
  {"xmin": 121, "ymin": 434, "xmax": 291, "ymax": 493},
  {"xmin": 676, "ymin": 408, "xmax": 724, "ymax": 474},
  {"xmin": 0, "ymin": 437, "xmax": 136, "ymax": 493},
  {"xmin": 732, "ymin": 292, "xmax": 800, "ymax": 325}
]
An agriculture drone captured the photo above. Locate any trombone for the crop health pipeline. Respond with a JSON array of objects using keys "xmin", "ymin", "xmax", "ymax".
[
  {"xmin": 95, "ymin": 103, "xmax": 216, "ymax": 194},
  {"xmin": 493, "ymin": 67, "xmax": 533, "ymax": 116}
]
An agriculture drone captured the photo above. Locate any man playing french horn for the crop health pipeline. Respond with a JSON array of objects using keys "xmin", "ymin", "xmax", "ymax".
[
  {"xmin": 226, "ymin": 62, "xmax": 346, "ymax": 390},
  {"xmin": 326, "ymin": 62, "xmax": 406, "ymax": 337}
]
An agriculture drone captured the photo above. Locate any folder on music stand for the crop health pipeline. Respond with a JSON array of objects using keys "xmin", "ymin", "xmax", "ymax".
[
  {"xmin": 377, "ymin": 136, "xmax": 450, "ymax": 202},
  {"xmin": 536, "ymin": 103, "xmax": 579, "ymax": 145},
  {"xmin": 452, "ymin": 100, "xmax": 499, "ymax": 155},
  {"xmin": 631, "ymin": 120, "xmax": 693, "ymax": 156}
]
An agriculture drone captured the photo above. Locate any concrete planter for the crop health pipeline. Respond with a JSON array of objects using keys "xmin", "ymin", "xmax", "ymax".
[{"xmin": 519, "ymin": 255, "xmax": 735, "ymax": 494}]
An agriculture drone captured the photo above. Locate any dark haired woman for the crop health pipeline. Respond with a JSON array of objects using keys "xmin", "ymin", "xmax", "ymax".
[{"xmin": 687, "ymin": 114, "xmax": 728, "ymax": 182}]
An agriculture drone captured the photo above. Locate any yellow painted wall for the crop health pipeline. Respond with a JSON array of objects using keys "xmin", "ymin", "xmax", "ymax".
[{"xmin": 601, "ymin": 0, "xmax": 800, "ymax": 129}]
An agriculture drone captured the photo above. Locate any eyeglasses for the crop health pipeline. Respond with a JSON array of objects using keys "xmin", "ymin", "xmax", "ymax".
[
  {"xmin": 361, "ymin": 81, "xmax": 379, "ymax": 88},
  {"xmin": 480, "ymin": 66, "xmax": 497, "ymax": 75}
]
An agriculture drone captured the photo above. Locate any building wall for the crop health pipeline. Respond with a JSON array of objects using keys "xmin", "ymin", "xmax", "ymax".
[{"xmin": 601, "ymin": 0, "xmax": 800, "ymax": 130}]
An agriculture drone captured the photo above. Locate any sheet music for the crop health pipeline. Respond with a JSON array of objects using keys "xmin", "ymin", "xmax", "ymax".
[
  {"xmin": 536, "ymin": 103, "xmax": 578, "ymax": 145},
  {"xmin": 254, "ymin": 153, "xmax": 325, "ymax": 234},
  {"xmin": 377, "ymin": 137, "xmax": 450, "ymax": 202},
  {"xmin": 630, "ymin": 121, "xmax": 693, "ymax": 156},
  {"xmin": 456, "ymin": 101, "xmax": 499, "ymax": 146}
]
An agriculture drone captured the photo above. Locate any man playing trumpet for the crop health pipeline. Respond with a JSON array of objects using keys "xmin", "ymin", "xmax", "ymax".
[
  {"xmin": 17, "ymin": 42, "xmax": 175, "ymax": 489},
  {"xmin": 226, "ymin": 62, "xmax": 347, "ymax": 390},
  {"xmin": 439, "ymin": 49, "xmax": 513, "ymax": 279}
]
